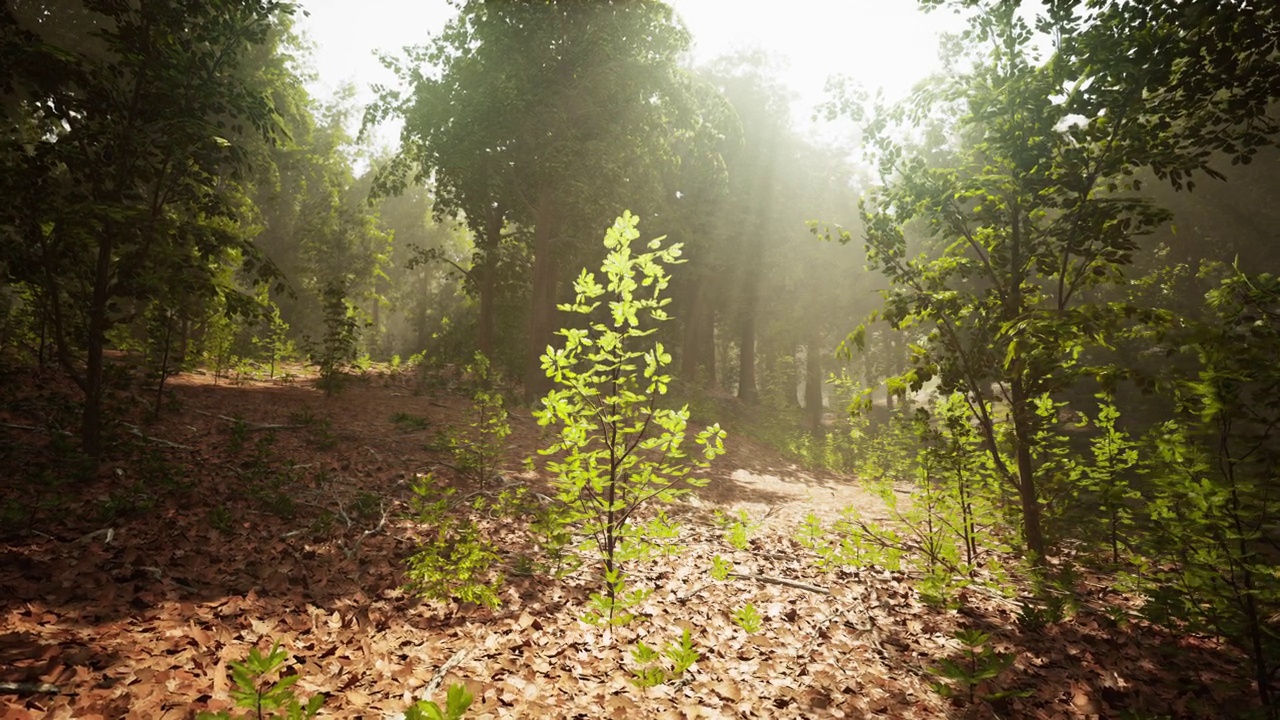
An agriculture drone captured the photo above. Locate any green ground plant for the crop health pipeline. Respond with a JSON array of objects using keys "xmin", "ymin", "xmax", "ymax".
[
  {"xmin": 628, "ymin": 629, "xmax": 700, "ymax": 688},
  {"xmin": 801, "ymin": 395, "xmax": 1015, "ymax": 608},
  {"xmin": 392, "ymin": 412, "xmax": 432, "ymax": 432},
  {"xmin": 309, "ymin": 281, "xmax": 362, "ymax": 396},
  {"xmin": 1127, "ymin": 269, "xmax": 1280, "ymax": 709},
  {"xmin": 403, "ymin": 684, "xmax": 473, "ymax": 720},
  {"xmin": 928, "ymin": 628, "xmax": 1026, "ymax": 706},
  {"xmin": 440, "ymin": 352, "xmax": 510, "ymax": 486},
  {"xmin": 715, "ymin": 509, "xmax": 756, "ymax": 551},
  {"xmin": 197, "ymin": 641, "xmax": 324, "ymax": 720},
  {"xmin": 197, "ymin": 641, "xmax": 473, "ymax": 720},
  {"xmin": 732, "ymin": 603, "xmax": 763, "ymax": 633},
  {"xmin": 534, "ymin": 212, "xmax": 725, "ymax": 624},
  {"xmin": 404, "ymin": 473, "xmax": 503, "ymax": 609}
]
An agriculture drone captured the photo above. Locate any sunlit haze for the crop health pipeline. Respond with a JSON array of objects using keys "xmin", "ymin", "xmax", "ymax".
[{"xmin": 297, "ymin": 0, "xmax": 961, "ymax": 145}]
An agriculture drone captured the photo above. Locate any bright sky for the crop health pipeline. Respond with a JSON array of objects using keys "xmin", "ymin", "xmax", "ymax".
[{"xmin": 296, "ymin": 0, "xmax": 960, "ymax": 147}]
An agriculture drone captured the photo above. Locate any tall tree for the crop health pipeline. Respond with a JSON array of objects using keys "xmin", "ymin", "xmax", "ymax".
[
  {"xmin": 370, "ymin": 0, "xmax": 725, "ymax": 400},
  {"xmin": 832, "ymin": 0, "xmax": 1280, "ymax": 562},
  {"xmin": 696, "ymin": 52, "xmax": 796, "ymax": 404},
  {"xmin": 1, "ymin": 0, "xmax": 294, "ymax": 457}
]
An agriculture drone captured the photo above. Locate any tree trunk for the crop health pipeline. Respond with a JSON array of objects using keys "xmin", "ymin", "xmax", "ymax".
[
  {"xmin": 738, "ymin": 315, "xmax": 758, "ymax": 404},
  {"xmin": 737, "ymin": 265, "xmax": 760, "ymax": 404},
  {"xmin": 786, "ymin": 346, "xmax": 802, "ymax": 408},
  {"xmin": 804, "ymin": 335, "xmax": 824, "ymax": 432},
  {"xmin": 82, "ymin": 230, "xmax": 114, "ymax": 459},
  {"xmin": 681, "ymin": 281, "xmax": 703, "ymax": 383},
  {"xmin": 525, "ymin": 195, "xmax": 559, "ymax": 403},
  {"xmin": 1010, "ymin": 379, "xmax": 1046, "ymax": 564},
  {"xmin": 477, "ymin": 205, "xmax": 503, "ymax": 360},
  {"xmin": 681, "ymin": 280, "xmax": 717, "ymax": 387}
]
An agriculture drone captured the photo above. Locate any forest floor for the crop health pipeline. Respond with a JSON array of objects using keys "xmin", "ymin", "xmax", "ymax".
[{"xmin": 0, "ymin": 364, "xmax": 1263, "ymax": 719}]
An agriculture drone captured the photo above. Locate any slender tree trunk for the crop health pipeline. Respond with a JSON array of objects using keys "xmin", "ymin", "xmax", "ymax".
[
  {"xmin": 804, "ymin": 334, "xmax": 824, "ymax": 432},
  {"xmin": 704, "ymin": 309, "xmax": 717, "ymax": 388},
  {"xmin": 738, "ymin": 315, "xmax": 758, "ymax": 404},
  {"xmin": 737, "ymin": 264, "xmax": 760, "ymax": 404},
  {"xmin": 786, "ymin": 346, "xmax": 802, "ymax": 408},
  {"xmin": 153, "ymin": 310, "xmax": 173, "ymax": 417},
  {"xmin": 525, "ymin": 194, "xmax": 559, "ymax": 403},
  {"xmin": 82, "ymin": 231, "xmax": 114, "ymax": 459},
  {"xmin": 477, "ymin": 206, "xmax": 503, "ymax": 361},
  {"xmin": 681, "ymin": 281, "xmax": 705, "ymax": 383},
  {"xmin": 1010, "ymin": 378, "xmax": 1046, "ymax": 563}
]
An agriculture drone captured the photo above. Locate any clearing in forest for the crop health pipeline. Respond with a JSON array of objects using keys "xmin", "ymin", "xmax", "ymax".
[{"xmin": 0, "ymin": 367, "xmax": 1258, "ymax": 719}]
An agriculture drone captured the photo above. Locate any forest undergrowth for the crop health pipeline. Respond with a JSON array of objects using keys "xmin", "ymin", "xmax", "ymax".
[{"xmin": 0, "ymin": 362, "xmax": 1261, "ymax": 719}]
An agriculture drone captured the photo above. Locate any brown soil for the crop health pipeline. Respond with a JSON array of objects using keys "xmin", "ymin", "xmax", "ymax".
[{"xmin": 0, "ymin": 365, "xmax": 1259, "ymax": 719}]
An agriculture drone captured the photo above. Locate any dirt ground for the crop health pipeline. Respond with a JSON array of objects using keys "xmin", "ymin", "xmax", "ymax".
[{"xmin": 0, "ymin": 365, "xmax": 1261, "ymax": 719}]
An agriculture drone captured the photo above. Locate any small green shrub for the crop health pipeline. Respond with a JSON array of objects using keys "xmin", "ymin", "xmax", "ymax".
[
  {"xmin": 403, "ymin": 683, "xmax": 473, "ymax": 720},
  {"xmin": 197, "ymin": 641, "xmax": 324, "ymax": 720},
  {"xmin": 534, "ymin": 211, "xmax": 725, "ymax": 624},
  {"xmin": 732, "ymin": 603, "xmax": 763, "ymax": 633},
  {"xmin": 198, "ymin": 640, "xmax": 473, "ymax": 720},
  {"xmin": 715, "ymin": 509, "xmax": 755, "ymax": 551},
  {"xmin": 628, "ymin": 629, "xmax": 699, "ymax": 688},
  {"xmin": 404, "ymin": 473, "xmax": 503, "ymax": 609},
  {"xmin": 928, "ymin": 629, "xmax": 1026, "ymax": 706},
  {"xmin": 709, "ymin": 555, "xmax": 734, "ymax": 581},
  {"xmin": 392, "ymin": 412, "xmax": 432, "ymax": 432},
  {"xmin": 439, "ymin": 353, "xmax": 510, "ymax": 486}
]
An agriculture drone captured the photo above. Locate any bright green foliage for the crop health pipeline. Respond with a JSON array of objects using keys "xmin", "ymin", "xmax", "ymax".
[
  {"xmin": 1131, "ymin": 269, "xmax": 1280, "ymax": 708},
  {"xmin": 628, "ymin": 641, "xmax": 666, "ymax": 689},
  {"xmin": 715, "ymin": 509, "xmax": 755, "ymax": 551},
  {"xmin": 197, "ymin": 641, "xmax": 324, "ymax": 720},
  {"xmin": 663, "ymin": 628, "xmax": 700, "ymax": 677},
  {"xmin": 828, "ymin": 0, "xmax": 1280, "ymax": 564},
  {"xmin": 535, "ymin": 212, "xmax": 725, "ymax": 623},
  {"xmin": 807, "ymin": 399, "xmax": 1013, "ymax": 606},
  {"xmin": 405, "ymin": 473, "xmax": 502, "ymax": 609},
  {"xmin": 440, "ymin": 353, "xmax": 511, "ymax": 486},
  {"xmin": 732, "ymin": 603, "xmax": 763, "ymax": 634},
  {"xmin": 709, "ymin": 555, "xmax": 734, "ymax": 581},
  {"xmin": 1071, "ymin": 397, "xmax": 1140, "ymax": 566},
  {"xmin": 197, "ymin": 641, "xmax": 472, "ymax": 720},
  {"xmin": 310, "ymin": 282, "xmax": 363, "ymax": 396},
  {"xmin": 403, "ymin": 684, "xmax": 474, "ymax": 720},
  {"xmin": 928, "ymin": 629, "xmax": 1025, "ymax": 706},
  {"xmin": 628, "ymin": 629, "xmax": 700, "ymax": 688}
]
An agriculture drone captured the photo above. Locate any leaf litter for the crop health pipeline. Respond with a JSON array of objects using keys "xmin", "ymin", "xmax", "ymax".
[{"xmin": 0, "ymin": 367, "xmax": 1262, "ymax": 718}]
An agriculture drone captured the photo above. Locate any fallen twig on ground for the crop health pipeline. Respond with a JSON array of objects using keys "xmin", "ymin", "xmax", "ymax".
[{"xmin": 729, "ymin": 572, "xmax": 830, "ymax": 595}]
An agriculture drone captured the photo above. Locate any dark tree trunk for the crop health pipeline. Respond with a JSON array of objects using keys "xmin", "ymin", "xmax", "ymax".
[
  {"xmin": 525, "ymin": 195, "xmax": 559, "ymax": 403},
  {"xmin": 681, "ymin": 280, "xmax": 716, "ymax": 387},
  {"xmin": 82, "ymin": 229, "xmax": 114, "ymax": 459},
  {"xmin": 1011, "ymin": 378, "xmax": 1047, "ymax": 564}
]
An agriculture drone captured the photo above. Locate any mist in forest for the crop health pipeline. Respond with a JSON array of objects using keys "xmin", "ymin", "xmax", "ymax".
[{"xmin": 4, "ymin": 1, "xmax": 1280, "ymax": 716}]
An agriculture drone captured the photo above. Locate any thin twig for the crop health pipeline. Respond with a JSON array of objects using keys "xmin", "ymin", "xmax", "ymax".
[
  {"xmin": 191, "ymin": 409, "xmax": 306, "ymax": 431},
  {"xmin": 423, "ymin": 647, "xmax": 470, "ymax": 700},
  {"xmin": 728, "ymin": 572, "xmax": 830, "ymax": 595},
  {"xmin": 0, "ymin": 681, "xmax": 62, "ymax": 695},
  {"xmin": 121, "ymin": 423, "xmax": 194, "ymax": 450}
]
